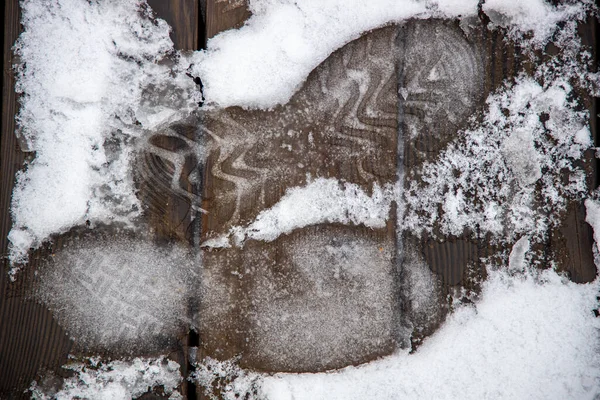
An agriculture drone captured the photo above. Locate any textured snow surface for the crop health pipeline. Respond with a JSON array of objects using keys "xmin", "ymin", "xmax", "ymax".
[
  {"xmin": 190, "ymin": 357, "xmax": 263, "ymax": 400},
  {"xmin": 8, "ymin": 0, "xmax": 198, "ymax": 270},
  {"xmin": 30, "ymin": 356, "xmax": 182, "ymax": 400},
  {"xmin": 482, "ymin": 0, "xmax": 592, "ymax": 46},
  {"xmin": 405, "ymin": 76, "xmax": 592, "ymax": 243},
  {"xmin": 261, "ymin": 268, "xmax": 600, "ymax": 400},
  {"xmin": 186, "ymin": 0, "xmax": 475, "ymax": 109}
]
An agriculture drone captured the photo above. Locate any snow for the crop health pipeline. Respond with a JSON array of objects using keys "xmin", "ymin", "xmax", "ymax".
[
  {"xmin": 508, "ymin": 236, "xmax": 530, "ymax": 272},
  {"xmin": 185, "ymin": 267, "xmax": 600, "ymax": 400},
  {"xmin": 585, "ymin": 199, "xmax": 600, "ymax": 252},
  {"xmin": 30, "ymin": 356, "xmax": 182, "ymax": 400},
  {"xmin": 482, "ymin": 0, "xmax": 593, "ymax": 47},
  {"xmin": 187, "ymin": 0, "xmax": 479, "ymax": 109},
  {"xmin": 404, "ymin": 76, "xmax": 592, "ymax": 242},
  {"xmin": 9, "ymin": 0, "xmax": 595, "ymax": 271},
  {"xmin": 204, "ymin": 178, "xmax": 396, "ymax": 248},
  {"xmin": 8, "ymin": 0, "xmax": 199, "ymax": 271},
  {"xmin": 190, "ymin": 357, "xmax": 262, "ymax": 400}
]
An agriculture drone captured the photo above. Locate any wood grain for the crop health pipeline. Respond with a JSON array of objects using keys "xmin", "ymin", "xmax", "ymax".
[
  {"xmin": 147, "ymin": 0, "xmax": 199, "ymax": 50},
  {"xmin": 0, "ymin": 0, "xmax": 74, "ymax": 396},
  {"xmin": 205, "ymin": 0, "xmax": 249, "ymax": 40}
]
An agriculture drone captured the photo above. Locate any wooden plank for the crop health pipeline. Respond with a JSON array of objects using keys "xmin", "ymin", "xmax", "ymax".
[
  {"xmin": 0, "ymin": 1, "xmax": 201, "ymax": 397},
  {"xmin": 0, "ymin": 1, "xmax": 75, "ymax": 396},
  {"xmin": 147, "ymin": 0, "xmax": 199, "ymax": 50},
  {"xmin": 195, "ymin": 25, "xmax": 399, "ymax": 373},
  {"xmin": 205, "ymin": 0, "xmax": 249, "ymax": 40}
]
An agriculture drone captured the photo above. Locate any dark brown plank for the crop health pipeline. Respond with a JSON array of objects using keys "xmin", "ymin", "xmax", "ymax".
[
  {"xmin": 147, "ymin": 0, "xmax": 199, "ymax": 50},
  {"xmin": 194, "ymin": 25, "xmax": 399, "ymax": 373},
  {"xmin": 0, "ymin": 0, "xmax": 74, "ymax": 397},
  {"xmin": 205, "ymin": 0, "xmax": 250, "ymax": 40}
]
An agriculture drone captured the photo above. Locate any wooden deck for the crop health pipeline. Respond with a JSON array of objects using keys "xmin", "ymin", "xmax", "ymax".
[{"xmin": 1, "ymin": 1, "xmax": 598, "ymax": 398}]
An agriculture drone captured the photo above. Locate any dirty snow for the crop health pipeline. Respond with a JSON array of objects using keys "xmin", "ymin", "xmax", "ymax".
[{"xmin": 30, "ymin": 356, "xmax": 182, "ymax": 400}]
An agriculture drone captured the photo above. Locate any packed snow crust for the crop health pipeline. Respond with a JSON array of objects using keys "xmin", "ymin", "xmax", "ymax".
[
  {"xmin": 29, "ymin": 356, "xmax": 182, "ymax": 400},
  {"xmin": 34, "ymin": 236, "xmax": 199, "ymax": 351}
]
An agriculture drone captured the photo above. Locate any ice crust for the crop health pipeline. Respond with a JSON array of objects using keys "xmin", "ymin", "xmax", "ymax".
[
  {"xmin": 30, "ymin": 356, "xmax": 182, "ymax": 400},
  {"xmin": 35, "ymin": 236, "xmax": 199, "ymax": 351}
]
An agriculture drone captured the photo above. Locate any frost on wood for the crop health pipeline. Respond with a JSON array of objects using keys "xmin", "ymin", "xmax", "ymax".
[
  {"xmin": 198, "ymin": 225, "xmax": 398, "ymax": 372},
  {"xmin": 34, "ymin": 235, "xmax": 199, "ymax": 352},
  {"xmin": 30, "ymin": 356, "xmax": 182, "ymax": 400}
]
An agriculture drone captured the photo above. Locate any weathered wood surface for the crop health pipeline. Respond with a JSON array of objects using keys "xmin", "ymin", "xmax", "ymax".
[
  {"xmin": 148, "ymin": 0, "xmax": 200, "ymax": 50},
  {"xmin": 1, "ymin": 2, "xmax": 598, "ymax": 398},
  {"xmin": 0, "ymin": 0, "xmax": 75, "ymax": 396},
  {"xmin": 205, "ymin": 0, "xmax": 250, "ymax": 42}
]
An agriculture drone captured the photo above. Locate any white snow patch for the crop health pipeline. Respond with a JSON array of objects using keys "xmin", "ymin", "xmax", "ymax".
[
  {"xmin": 204, "ymin": 178, "xmax": 395, "ymax": 247},
  {"xmin": 190, "ymin": 357, "xmax": 262, "ymax": 400},
  {"xmin": 9, "ymin": 0, "xmax": 198, "ymax": 269},
  {"xmin": 508, "ymin": 236, "xmax": 530, "ymax": 272},
  {"xmin": 30, "ymin": 356, "xmax": 182, "ymax": 400},
  {"xmin": 585, "ymin": 198, "xmax": 600, "ymax": 252},
  {"xmin": 482, "ymin": 0, "xmax": 592, "ymax": 47},
  {"xmin": 187, "ymin": 0, "xmax": 479, "ymax": 109}
]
